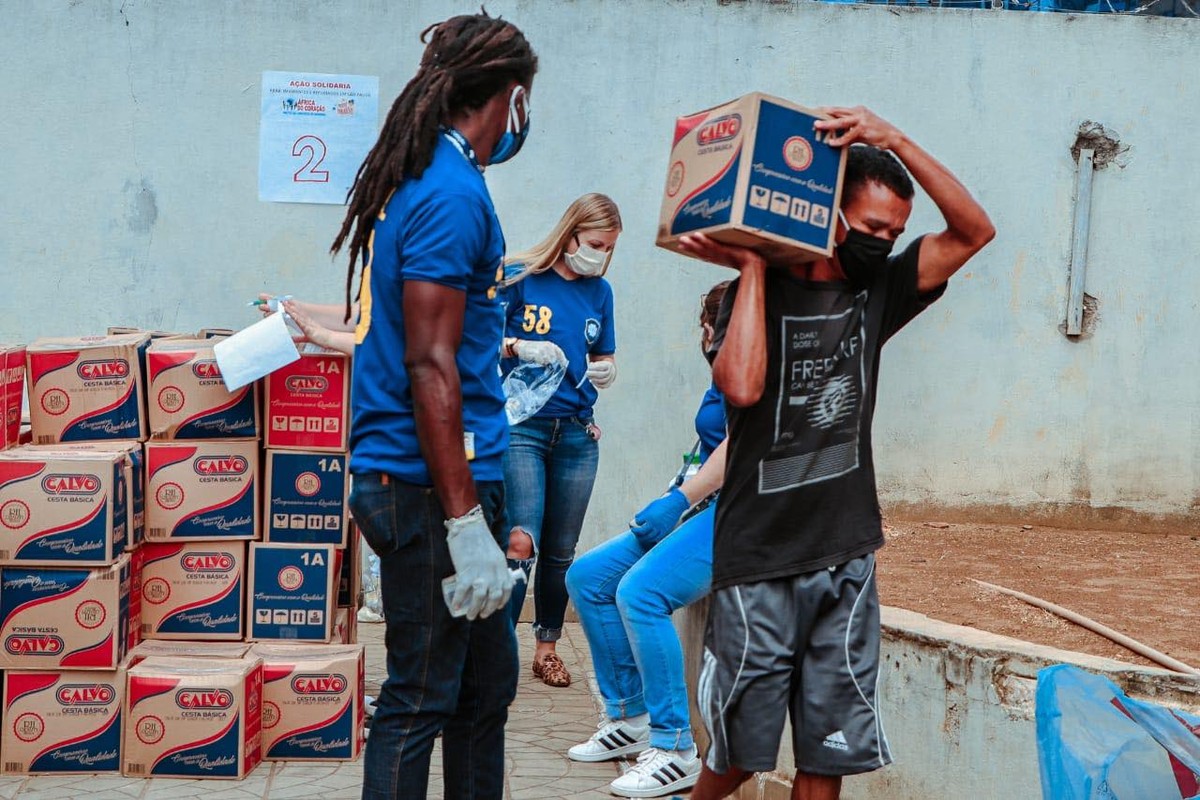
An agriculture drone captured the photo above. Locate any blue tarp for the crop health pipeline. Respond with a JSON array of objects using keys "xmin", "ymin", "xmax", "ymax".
[{"xmin": 1037, "ymin": 664, "xmax": 1200, "ymax": 799}]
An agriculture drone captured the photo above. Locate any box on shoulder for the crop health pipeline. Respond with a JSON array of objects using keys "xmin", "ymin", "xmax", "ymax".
[
  {"xmin": 0, "ymin": 448, "xmax": 129, "ymax": 565},
  {"xmin": 657, "ymin": 92, "xmax": 847, "ymax": 267},
  {"xmin": 264, "ymin": 351, "xmax": 350, "ymax": 452},
  {"xmin": 26, "ymin": 334, "xmax": 150, "ymax": 444},
  {"xmin": 123, "ymin": 655, "xmax": 262, "ymax": 779},
  {"xmin": 145, "ymin": 438, "xmax": 259, "ymax": 541},
  {"xmin": 0, "ymin": 553, "xmax": 132, "ymax": 670},
  {"xmin": 2, "ymin": 667, "xmax": 125, "ymax": 774},
  {"xmin": 248, "ymin": 543, "xmax": 338, "ymax": 642},
  {"xmin": 138, "ymin": 541, "xmax": 246, "ymax": 641},
  {"xmin": 251, "ymin": 643, "xmax": 365, "ymax": 761},
  {"xmin": 147, "ymin": 338, "xmax": 259, "ymax": 440},
  {"xmin": 264, "ymin": 449, "xmax": 348, "ymax": 547}
]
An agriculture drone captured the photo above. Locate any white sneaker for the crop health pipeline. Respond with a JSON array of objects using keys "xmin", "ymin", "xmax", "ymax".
[
  {"xmin": 609, "ymin": 746, "xmax": 700, "ymax": 798},
  {"xmin": 567, "ymin": 716, "xmax": 650, "ymax": 762}
]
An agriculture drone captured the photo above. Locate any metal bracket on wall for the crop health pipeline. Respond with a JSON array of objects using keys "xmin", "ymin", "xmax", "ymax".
[{"xmin": 1064, "ymin": 148, "xmax": 1095, "ymax": 337}]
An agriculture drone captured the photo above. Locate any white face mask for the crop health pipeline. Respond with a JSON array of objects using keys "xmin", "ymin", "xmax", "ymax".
[{"xmin": 563, "ymin": 236, "xmax": 611, "ymax": 277}]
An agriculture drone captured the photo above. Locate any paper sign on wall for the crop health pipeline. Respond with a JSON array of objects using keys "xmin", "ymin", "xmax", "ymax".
[{"xmin": 259, "ymin": 71, "xmax": 379, "ymax": 204}]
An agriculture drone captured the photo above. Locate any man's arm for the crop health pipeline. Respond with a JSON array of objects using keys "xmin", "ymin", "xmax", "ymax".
[
  {"xmin": 815, "ymin": 107, "xmax": 996, "ymax": 292},
  {"xmin": 403, "ymin": 280, "xmax": 477, "ymax": 518},
  {"xmin": 676, "ymin": 234, "xmax": 768, "ymax": 408}
]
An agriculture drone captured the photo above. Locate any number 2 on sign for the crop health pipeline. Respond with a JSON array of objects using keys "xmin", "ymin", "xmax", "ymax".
[{"xmin": 292, "ymin": 135, "xmax": 329, "ymax": 183}]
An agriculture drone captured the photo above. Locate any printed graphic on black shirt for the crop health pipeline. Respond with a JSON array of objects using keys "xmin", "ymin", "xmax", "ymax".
[{"xmin": 761, "ymin": 293, "xmax": 867, "ymax": 493}]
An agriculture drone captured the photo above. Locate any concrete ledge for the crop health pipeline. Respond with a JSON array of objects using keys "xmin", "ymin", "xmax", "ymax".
[{"xmin": 676, "ymin": 603, "xmax": 1200, "ymax": 800}]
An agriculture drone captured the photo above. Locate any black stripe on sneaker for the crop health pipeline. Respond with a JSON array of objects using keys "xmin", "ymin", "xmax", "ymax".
[
  {"xmin": 613, "ymin": 729, "xmax": 636, "ymax": 745},
  {"xmin": 653, "ymin": 771, "xmax": 671, "ymax": 786},
  {"xmin": 599, "ymin": 734, "xmax": 619, "ymax": 750},
  {"xmin": 665, "ymin": 763, "xmax": 686, "ymax": 780}
]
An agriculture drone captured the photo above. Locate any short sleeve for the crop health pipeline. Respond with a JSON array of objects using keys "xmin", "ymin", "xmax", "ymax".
[
  {"xmin": 399, "ymin": 192, "xmax": 489, "ymax": 291},
  {"xmin": 501, "ymin": 269, "xmax": 526, "ymax": 336},
  {"xmin": 590, "ymin": 281, "xmax": 617, "ymax": 355},
  {"xmin": 880, "ymin": 235, "xmax": 945, "ymax": 343},
  {"xmin": 707, "ymin": 277, "xmax": 739, "ymax": 361}
]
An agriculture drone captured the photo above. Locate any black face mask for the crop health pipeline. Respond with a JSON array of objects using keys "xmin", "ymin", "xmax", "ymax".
[{"xmin": 836, "ymin": 228, "xmax": 895, "ymax": 289}]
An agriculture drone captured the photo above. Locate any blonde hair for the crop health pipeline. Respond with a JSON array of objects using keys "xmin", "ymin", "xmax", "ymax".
[{"xmin": 504, "ymin": 193, "xmax": 622, "ymax": 285}]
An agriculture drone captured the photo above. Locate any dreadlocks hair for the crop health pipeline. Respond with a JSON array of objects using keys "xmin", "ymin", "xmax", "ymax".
[{"xmin": 331, "ymin": 11, "xmax": 538, "ymax": 321}]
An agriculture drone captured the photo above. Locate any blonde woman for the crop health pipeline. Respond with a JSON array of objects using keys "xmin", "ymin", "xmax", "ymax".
[{"xmin": 500, "ymin": 193, "xmax": 621, "ymax": 687}]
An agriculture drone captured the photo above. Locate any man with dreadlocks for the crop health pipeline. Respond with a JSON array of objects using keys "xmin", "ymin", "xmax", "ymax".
[{"xmin": 334, "ymin": 12, "xmax": 537, "ymax": 800}]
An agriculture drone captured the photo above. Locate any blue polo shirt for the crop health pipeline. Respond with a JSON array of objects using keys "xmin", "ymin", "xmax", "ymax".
[
  {"xmin": 501, "ymin": 267, "xmax": 616, "ymax": 419},
  {"xmin": 350, "ymin": 135, "xmax": 508, "ymax": 485}
]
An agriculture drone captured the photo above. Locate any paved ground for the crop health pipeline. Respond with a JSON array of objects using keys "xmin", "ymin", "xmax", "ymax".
[{"xmin": 0, "ymin": 622, "xmax": 626, "ymax": 799}]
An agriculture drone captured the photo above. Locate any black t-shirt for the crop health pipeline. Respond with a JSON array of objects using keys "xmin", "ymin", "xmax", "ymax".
[{"xmin": 710, "ymin": 237, "xmax": 943, "ymax": 589}]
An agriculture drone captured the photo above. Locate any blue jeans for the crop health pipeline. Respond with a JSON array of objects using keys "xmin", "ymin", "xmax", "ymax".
[
  {"xmin": 350, "ymin": 473, "xmax": 517, "ymax": 800},
  {"xmin": 565, "ymin": 503, "xmax": 715, "ymax": 751},
  {"xmin": 503, "ymin": 415, "xmax": 599, "ymax": 641}
]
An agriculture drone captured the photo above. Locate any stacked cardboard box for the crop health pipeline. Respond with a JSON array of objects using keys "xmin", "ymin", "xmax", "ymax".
[{"xmin": 0, "ymin": 331, "xmax": 363, "ymax": 780}]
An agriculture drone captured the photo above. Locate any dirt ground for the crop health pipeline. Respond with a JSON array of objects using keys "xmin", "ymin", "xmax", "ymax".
[{"xmin": 875, "ymin": 517, "xmax": 1200, "ymax": 670}]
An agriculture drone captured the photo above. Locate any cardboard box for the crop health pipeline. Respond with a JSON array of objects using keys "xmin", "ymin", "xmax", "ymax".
[
  {"xmin": 0, "ymin": 554, "xmax": 131, "ymax": 670},
  {"xmin": 247, "ymin": 543, "xmax": 337, "ymax": 642},
  {"xmin": 123, "ymin": 656, "xmax": 262, "ymax": 779},
  {"xmin": 657, "ymin": 92, "xmax": 848, "ymax": 266},
  {"xmin": 147, "ymin": 338, "xmax": 259, "ymax": 440},
  {"xmin": 264, "ymin": 351, "xmax": 350, "ymax": 452},
  {"xmin": 26, "ymin": 334, "xmax": 149, "ymax": 444},
  {"xmin": 13, "ymin": 441, "xmax": 145, "ymax": 548},
  {"xmin": 145, "ymin": 439, "xmax": 259, "ymax": 541},
  {"xmin": 2, "ymin": 345, "xmax": 26, "ymax": 451},
  {"xmin": 0, "ymin": 450, "xmax": 128, "ymax": 564},
  {"xmin": 139, "ymin": 541, "xmax": 245, "ymax": 641},
  {"xmin": 2, "ymin": 667, "xmax": 125, "ymax": 774},
  {"xmin": 128, "ymin": 640, "xmax": 249, "ymax": 667},
  {"xmin": 264, "ymin": 450, "xmax": 348, "ymax": 547},
  {"xmin": 251, "ymin": 643, "xmax": 365, "ymax": 761},
  {"xmin": 332, "ymin": 607, "xmax": 351, "ymax": 644}
]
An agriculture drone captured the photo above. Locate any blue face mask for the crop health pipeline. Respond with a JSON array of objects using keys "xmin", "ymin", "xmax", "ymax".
[{"xmin": 489, "ymin": 85, "xmax": 531, "ymax": 165}]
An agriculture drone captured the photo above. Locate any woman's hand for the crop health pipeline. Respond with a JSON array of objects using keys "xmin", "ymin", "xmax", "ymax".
[{"xmin": 512, "ymin": 340, "xmax": 567, "ymax": 366}]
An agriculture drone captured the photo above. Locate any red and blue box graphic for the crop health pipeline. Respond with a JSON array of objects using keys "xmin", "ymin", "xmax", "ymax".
[
  {"xmin": 139, "ymin": 542, "xmax": 245, "ymax": 641},
  {"xmin": 2, "ymin": 668, "xmax": 124, "ymax": 774},
  {"xmin": 0, "ymin": 450, "xmax": 128, "ymax": 565},
  {"xmin": 0, "ymin": 553, "xmax": 131, "ymax": 670},
  {"xmin": 145, "ymin": 439, "xmax": 259, "ymax": 541},
  {"xmin": 26, "ymin": 334, "xmax": 149, "ymax": 444},
  {"xmin": 264, "ymin": 351, "xmax": 350, "ymax": 453},
  {"xmin": 657, "ymin": 92, "xmax": 848, "ymax": 267},
  {"xmin": 147, "ymin": 338, "xmax": 259, "ymax": 440},
  {"xmin": 264, "ymin": 450, "xmax": 348, "ymax": 547},
  {"xmin": 248, "ymin": 543, "xmax": 337, "ymax": 642}
]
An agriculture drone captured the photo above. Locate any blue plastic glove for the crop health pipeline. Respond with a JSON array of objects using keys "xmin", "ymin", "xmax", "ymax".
[{"xmin": 629, "ymin": 487, "xmax": 691, "ymax": 548}]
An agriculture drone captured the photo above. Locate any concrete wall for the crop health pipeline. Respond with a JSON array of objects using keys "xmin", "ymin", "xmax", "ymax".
[
  {"xmin": 2, "ymin": 2, "xmax": 1199, "ymax": 549},
  {"xmin": 679, "ymin": 605, "xmax": 1200, "ymax": 799}
]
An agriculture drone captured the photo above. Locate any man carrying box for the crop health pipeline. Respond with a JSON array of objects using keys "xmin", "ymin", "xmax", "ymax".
[{"xmin": 677, "ymin": 106, "xmax": 995, "ymax": 800}]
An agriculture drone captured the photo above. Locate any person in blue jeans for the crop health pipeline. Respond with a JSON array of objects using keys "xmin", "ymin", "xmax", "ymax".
[
  {"xmin": 335, "ymin": 14, "xmax": 538, "ymax": 800},
  {"xmin": 499, "ymin": 193, "xmax": 622, "ymax": 688},
  {"xmin": 564, "ymin": 282, "xmax": 730, "ymax": 798}
]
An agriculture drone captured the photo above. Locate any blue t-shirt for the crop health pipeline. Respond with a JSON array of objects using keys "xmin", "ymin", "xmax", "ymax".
[
  {"xmin": 350, "ymin": 135, "xmax": 508, "ymax": 485},
  {"xmin": 501, "ymin": 267, "xmax": 616, "ymax": 419},
  {"xmin": 695, "ymin": 381, "xmax": 726, "ymax": 463}
]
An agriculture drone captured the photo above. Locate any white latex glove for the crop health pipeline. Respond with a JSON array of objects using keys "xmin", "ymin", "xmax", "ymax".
[
  {"xmin": 444, "ymin": 506, "xmax": 514, "ymax": 620},
  {"xmin": 585, "ymin": 360, "xmax": 617, "ymax": 389},
  {"xmin": 513, "ymin": 339, "xmax": 567, "ymax": 366}
]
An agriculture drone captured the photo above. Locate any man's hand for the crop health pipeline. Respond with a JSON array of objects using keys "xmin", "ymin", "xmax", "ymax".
[
  {"xmin": 512, "ymin": 339, "xmax": 567, "ymax": 366},
  {"xmin": 629, "ymin": 487, "xmax": 691, "ymax": 549},
  {"xmin": 445, "ymin": 506, "xmax": 515, "ymax": 620},
  {"xmin": 814, "ymin": 106, "xmax": 902, "ymax": 151},
  {"xmin": 677, "ymin": 234, "xmax": 767, "ymax": 274}
]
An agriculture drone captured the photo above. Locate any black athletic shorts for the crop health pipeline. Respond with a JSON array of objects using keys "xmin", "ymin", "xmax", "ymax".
[{"xmin": 698, "ymin": 553, "xmax": 892, "ymax": 777}]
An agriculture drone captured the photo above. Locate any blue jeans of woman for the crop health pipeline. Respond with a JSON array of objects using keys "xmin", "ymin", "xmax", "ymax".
[
  {"xmin": 565, "ymin": 503, "xmax": 715, "ymax": 751},
  {"xmin": 350, "ymin": 473, "xmax": 517, "ymax": 800},
  {"xmin": 504, "ymin": 415, "xmax": 600, "ymax": 641}
]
